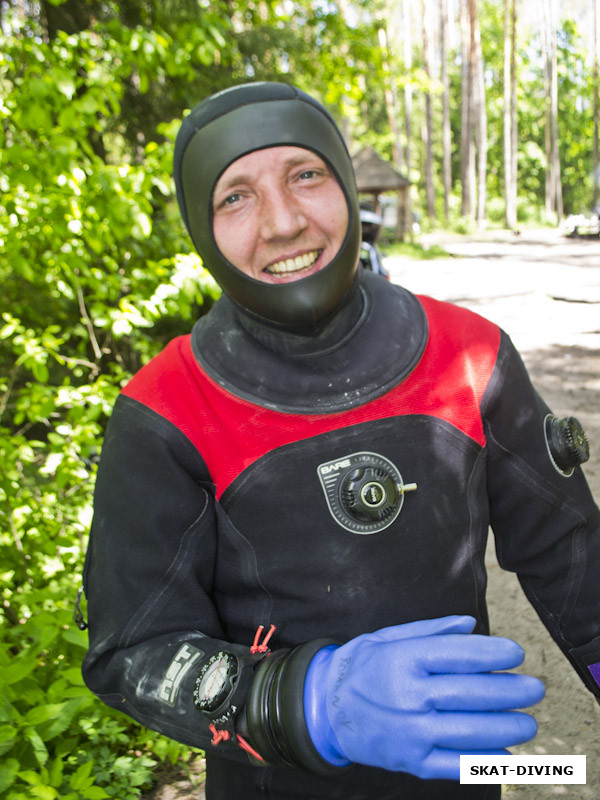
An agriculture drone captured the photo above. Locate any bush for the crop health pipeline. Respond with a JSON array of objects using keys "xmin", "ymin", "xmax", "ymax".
[{"xmin": 0, "ymin": 17, "xmax": 219, "ymax": 799}]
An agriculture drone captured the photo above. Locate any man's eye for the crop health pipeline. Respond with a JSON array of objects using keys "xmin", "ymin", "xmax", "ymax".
[
  {"xmin": 224, "ymin": 193, "xmax": 241, "ymax": 205},
  {"xmin": 299, "ymin": 170, "xmax": 319, "ymax": 179}
]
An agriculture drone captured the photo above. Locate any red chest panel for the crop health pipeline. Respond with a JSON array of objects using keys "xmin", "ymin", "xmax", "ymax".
[{"xmin": 122, "ymin": 295, "xmax": 500, "ymax": 499}]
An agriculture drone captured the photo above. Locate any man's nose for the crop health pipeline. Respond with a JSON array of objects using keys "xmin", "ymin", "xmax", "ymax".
[{"xmin": 259, "ymin": 187, "xmax": 308, "ymax": 240}]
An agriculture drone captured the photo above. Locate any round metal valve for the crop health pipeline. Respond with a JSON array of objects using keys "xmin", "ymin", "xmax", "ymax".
[
  {"xmin": 545, "ymin": 414, "xmax": 590, "ymax": 476},
  {"xmin": 317, "ymin": 451, "xmax": 416, "ymax": 534},
  {"xmin": 340, "ymin": 466, "xmax": 400, "ymax": 523}
]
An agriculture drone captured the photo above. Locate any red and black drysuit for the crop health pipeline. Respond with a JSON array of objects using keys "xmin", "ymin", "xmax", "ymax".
[{"xmin": 82, "ymin": 271, "xmax": 600, "ymax": 800}]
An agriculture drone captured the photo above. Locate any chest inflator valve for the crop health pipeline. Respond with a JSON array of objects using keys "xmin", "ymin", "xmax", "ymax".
[
  {"xmin": 341, "ymin": 467, "xmax": 400, "ymax": 523},
  {"xmin": 545, "ymin": 414, "xmax": 590, "ymax": 476}
]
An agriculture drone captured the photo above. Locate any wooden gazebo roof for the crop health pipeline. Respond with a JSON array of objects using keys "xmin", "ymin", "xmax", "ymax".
[{"xmin": 352, "ymin": 146, "xmax": 410, "ymax": 193}]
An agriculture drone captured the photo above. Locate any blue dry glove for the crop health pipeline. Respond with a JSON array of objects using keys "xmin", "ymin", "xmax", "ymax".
[{"xmin": 303, "ymin": 615, "xmax": 545, "ymax": 780}]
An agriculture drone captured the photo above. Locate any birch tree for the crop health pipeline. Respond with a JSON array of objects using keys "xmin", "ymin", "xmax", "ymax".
[
  {"xmin": 377, "ymin": 11, "xmax": 403, "ymax": 171},
  {"xmin": 594, "ymin": 0, "xmax": 599, "ymax": 210},
  {"xmin": 504, "ymin": 0, "xmax": 517, "ymax": 229},
  {"xmin": 460, "ymin": 0, "xmax": 475, "ymax": 216},
  {"xmin": 440, "ymin": 0, "xmax": 452, "ymax": 219},
  {"xmin": 541, "ymin": 0, "xmax": 563, "ymax": 221},
  {"xmin": 403, "ymin": 0, "xmax": 413, "ymax": 178},
  {"xmin": 422, "ymin": 0, "xmax": 436, "ymax": 217},
  {"xmin": 471, "ymin": 0, "xmax": 487, "ymax": 224}
]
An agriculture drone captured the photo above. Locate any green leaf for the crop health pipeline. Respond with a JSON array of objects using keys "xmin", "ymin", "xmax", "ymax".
[
  {"xmin": 30, "ymin": 786, "xmax": 59, "ymax": 800},
  {"xmin": 61, "ymin": 667, "xmax": 85, "ymax": 686},
  {"xmin": 38, "ymin": 698, "xmax": 90, "ymax": 741},
  {"xmin": 61, "ymin": 627, "xmax": 88, "ymax": 649},
  {"xmin": 23, "ymin": 727, "xmax": 49, "ymax": 767},
  {"xmin": 69, "ymin": 759, "xmax": 93, "ymax": 791},
  {"xmin": 77, "ymin": 94, "xmax": 100, "ymax": 115},
  {"xmin": 208, "ymin": 25, "xmax": 226, "ymax": 47},
  {"xmin": 0, "ymin": 321, "xmax": 20, "ymax": 339},
  {"xmin": 48, "ymin": 756, "xmax": 64, "ymax": 789},
  {"xmin": 0, "ymin": 723, "xmax": 17, "ymax": 742},
  {"xmin": 31, "ymin": 361, "xmax": 50, "ymax": 382},
  {"xmin": 0, "ymin": 659, "xmax": 37, "ymax": 685},
  {"xmin": 20, "ymin": 104, "xmax": 53, "ymax": 132},
  {"xmin": 57, "ymin": 106, "xmax": 77, "ymax": 130},
  {"xmin": 81, "ymin": 788, "xmax": 111, "ymax": 800},
  {"xmin": 16, "ymin": 771, "xmax": 42, "ymax": 786},
  {"xmin": 0, "ymin": 759, "xmax": 20, "ymax": 793},
  {"xmin": 132, "ymin": 211, "xmax": 152, "ymax": 239},
  {"xmin": 24, "ymin": 703, "xmax": 68, "ymax": 726},
  {"xmin": 52, "ymin": 68, "xmax": 76, "ymax": 100},
  {"xmin": 0, "ymin": 725, "xmax": 17, "ymax": 756}
]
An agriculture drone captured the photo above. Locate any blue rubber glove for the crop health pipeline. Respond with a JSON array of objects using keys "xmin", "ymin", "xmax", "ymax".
[{"xmin": 304, "ymin": 615, "xmax": 545, "ymax": 780}]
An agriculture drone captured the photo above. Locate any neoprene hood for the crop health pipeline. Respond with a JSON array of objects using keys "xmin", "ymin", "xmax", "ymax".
[{"xmin": 173, "ymin": 82, "xmax": 361, "ymax": 332}]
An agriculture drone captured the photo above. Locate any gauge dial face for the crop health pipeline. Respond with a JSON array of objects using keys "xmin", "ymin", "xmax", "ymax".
[{"xmin": 194, "ymin": 652, "xmax": 237, "ymax": 713}]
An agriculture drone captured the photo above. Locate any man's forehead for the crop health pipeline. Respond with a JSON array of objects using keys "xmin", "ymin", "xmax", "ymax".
[{"xmin": 215, "ymin": 146, "xmax": 327, "ymax": 187}]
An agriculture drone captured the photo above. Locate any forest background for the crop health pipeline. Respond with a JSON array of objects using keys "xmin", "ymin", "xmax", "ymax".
[{"xmin": 1, "ymin": 0, "xmax": 599, "ymax": 798}]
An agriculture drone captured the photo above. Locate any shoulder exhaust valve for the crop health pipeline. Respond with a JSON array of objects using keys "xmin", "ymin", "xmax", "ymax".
[{"xmin": 544, "ymin": 414, "xmax": 590, "ymax": 476}]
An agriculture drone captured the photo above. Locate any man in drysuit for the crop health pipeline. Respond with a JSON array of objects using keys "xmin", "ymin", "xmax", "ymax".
[{"xmin": 81, "ymin": 82, "xmax": 600, "ymax": 800}]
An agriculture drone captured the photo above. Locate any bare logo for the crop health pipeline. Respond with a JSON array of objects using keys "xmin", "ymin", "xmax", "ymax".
[{"xmin": 320, "ymin": 459, "xmax": 351, "ymax": 475}]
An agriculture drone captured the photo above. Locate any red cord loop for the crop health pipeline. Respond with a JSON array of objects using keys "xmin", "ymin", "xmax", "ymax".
[
  {"xmin": 209, "ymin": 723, "xmax": 230, "ymax": 745},
  {"xmin": 236, "ymin": 733, "xmax": 265, "ymax": 762},
  {"xmin": 208, "ymin": 625, "xmax": 276, "ymax": 763},
  {"xmin": 209, "ymin": 724, "xmax": 265, "ymax": 762},
  {"xmin": 250, "ymin": 623, "xmax": 276, "ymax": 654}
]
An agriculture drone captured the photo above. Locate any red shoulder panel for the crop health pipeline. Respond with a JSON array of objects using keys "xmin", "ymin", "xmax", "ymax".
[{"xmin": 122, "ymin": 296, "xmax": 500, "ymax": 499}]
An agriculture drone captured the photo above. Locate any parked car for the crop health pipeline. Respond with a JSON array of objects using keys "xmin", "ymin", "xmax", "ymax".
[
  {"xmin": 359, "ymin": 208, "xmax": 390, "ymax": 279},
  {"xmin": 562, "ymin": 209, "xmax": 600, "ymax": 238}
]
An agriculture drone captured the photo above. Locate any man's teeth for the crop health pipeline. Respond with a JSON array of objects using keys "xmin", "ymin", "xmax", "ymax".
[{"xmin": 266, "ymin": 250, "xmax": 319, "ymax": 274}]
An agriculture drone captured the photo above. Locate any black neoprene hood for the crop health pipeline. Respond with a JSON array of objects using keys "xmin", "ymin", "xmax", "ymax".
[{"xmin": 173, "ymin": 82, "xmax": 361, "ymax": 332}]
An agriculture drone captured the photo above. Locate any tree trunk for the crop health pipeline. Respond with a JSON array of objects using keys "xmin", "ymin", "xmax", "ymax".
[
  {"xmin": 542, "ymin": 0, "xmax": 562, "ymax": 222},
  {"xmin": 541, "ymin": 0, "xmax": 553, "ymax": 216},
  {"xmin": 377, "ymin": 16, "xmax": 403, "ymax": 172},
  {"xmin": 510, "ymin": 0, "xmax": 518, "ymax": 224},
  {"xmin": 440, "ymin": 0, "xmax": 452, "ymax": 220},
  {"xmin": 594, "ymin": 0, "xmax": 599, "ymax": 210},
  {"xmin": 471, "ymin": 0, "xmax": 487, "ymax": 226},
  {"xmin": 550, "ymin": 0, "xmax": 562, "ymax": 221},
  {"xmin": 460, "ymin": 0, "xmax": 473, "ymax": 217},
  {"xmin": 40, "ymin": 0, "xmax": 97, "ymax": 40},
  {"xmin": 422, "ymin": 0, "xmax": 435, "ymax": 218},
  {"xmin": 504, "ymin": 0, "xmax": 516, "ymax": 229},
  {"xmin": 403, "ymin": 0, "xmax": 414, "ymax": 241}
]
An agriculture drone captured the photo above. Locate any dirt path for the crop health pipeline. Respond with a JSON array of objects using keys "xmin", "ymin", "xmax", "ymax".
[
  {"xmin": 387, "ymin": 228, "xmax": 600, "ymax": 799},
  {"xmin": 145, "ymin": 229, "xmax": 600, "ymax": 799}
]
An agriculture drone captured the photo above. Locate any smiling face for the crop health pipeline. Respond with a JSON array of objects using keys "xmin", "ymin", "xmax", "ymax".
[{"xmin": 212, "ymin": 146, "xmax": 349, "ymax": 284}]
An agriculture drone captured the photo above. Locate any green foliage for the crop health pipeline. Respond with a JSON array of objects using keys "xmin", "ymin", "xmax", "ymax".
[
  {"xmin": 556, "ymin": 19, "xmax": 596, "ymax": 213},
  {"xmin": 1, "ymin": 0, "xmax": 384, "ymax": 793},
  {"xmin": 0, "ymin": 5, "xmax": 220, "ymax": 798},
  {"xmin": 382, "ymin": 240, "xmax": 451, "ymax": 260}
]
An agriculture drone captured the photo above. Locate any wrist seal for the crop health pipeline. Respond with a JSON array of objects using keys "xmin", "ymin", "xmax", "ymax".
[{"xmin": 245, "ymin": 639, "xmax": 347, "ymax": 776}]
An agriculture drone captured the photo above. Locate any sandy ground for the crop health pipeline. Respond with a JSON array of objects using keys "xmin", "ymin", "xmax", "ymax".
[{"xmin": 145, "ymin": 228, "xmax": 600, "ymax": 799}]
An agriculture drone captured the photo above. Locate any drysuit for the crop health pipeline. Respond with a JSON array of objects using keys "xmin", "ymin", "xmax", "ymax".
[{"xmin": 81, "ymin": 82, "xmax": 600, "ymax": 800}]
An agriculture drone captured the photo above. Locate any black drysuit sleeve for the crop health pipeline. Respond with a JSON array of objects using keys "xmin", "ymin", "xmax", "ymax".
[
  {"xmin": 483, "ymin": 331, "xmax": 600, "ymax": 696},
  {"xmin": 81, "ymin": 395, "xmax": 251, "ymax": 760}
]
